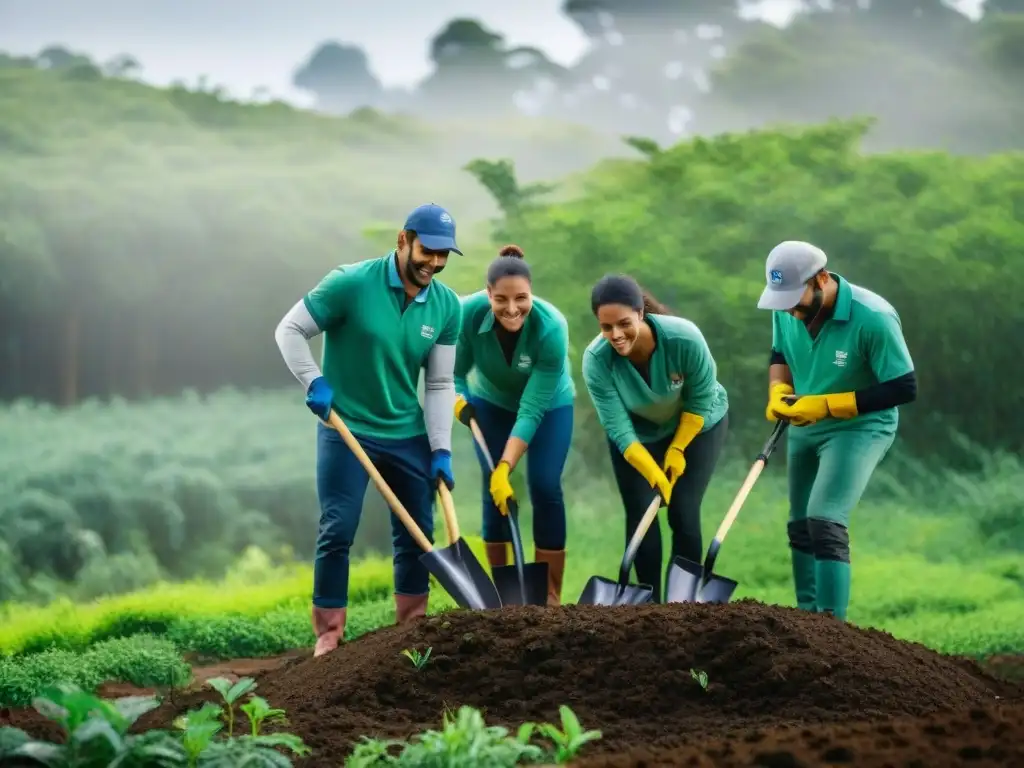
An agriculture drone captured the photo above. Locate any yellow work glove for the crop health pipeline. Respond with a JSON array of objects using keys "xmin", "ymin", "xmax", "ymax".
[
  {"xmin": 775, "ymin": 392, "xmax": 858, "ymax": 427},
  {"xmin": 489, "ymin": 460, "xmax": 515, "ymax": 516},
  {"xmin": 765, "ymin": 382, "xmax": 794, "ymax": 421},
  {"xmin": 624, "ymin": 442, "xmax": 673, "ymax": 506},
  {"xmin": 663, "ymin": 412, "xmax": 705, "ymax": 486},
  {"xmin": 454, "ymin": 395, "xmax": 474, "ymax": 427}
]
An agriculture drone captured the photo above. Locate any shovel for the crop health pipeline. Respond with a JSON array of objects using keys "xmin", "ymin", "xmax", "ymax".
[
  {"xmin": 466, "ymin": 418, "xmax": 549, "ymax": 606},
  {"xmin": 577, "ymin": 493, "xmax": 663, "ymax": 606},
  {"xmin": 326, "ymin": 410, "xmax": 502, "ymax": 611},
  {"xmin": 665, "ymin": 419, "xmax": 789, "ymax": 604}
]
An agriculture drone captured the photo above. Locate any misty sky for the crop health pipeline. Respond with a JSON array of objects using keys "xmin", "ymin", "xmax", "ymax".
[{"xmin": 0, "ymin": 0, "xmax": 985, "ymax": 103}]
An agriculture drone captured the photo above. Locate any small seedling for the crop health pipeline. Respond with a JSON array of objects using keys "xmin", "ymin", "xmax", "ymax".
[
  {"xmin": 205, "ymin": 676, "xmax": 257, "ymax": 737},
  {"xmin": 401, "ymin": 646, "xmax": 433, "ymax": 670},
  {"xmin": 690, "ymin": 668, "xmax": 709, "ymax": 691},
  {"xmin": 538, "ymin": 704, "xmax": 603, "ymax": 764}
]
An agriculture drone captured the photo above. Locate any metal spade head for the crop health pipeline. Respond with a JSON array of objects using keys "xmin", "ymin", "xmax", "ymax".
[
  {"xmin": 491, "ymin": 500, "xmax": 549, "ymax": 606},
  {"xmin": 577, "ymin": 575, "xmax": 655, "ymax": 606},
  {"xmin": 493, "ymin": 562, "xmax": 549, "ymax": 606},
  {"xmin": 419, "ymin": 538, "xmax": 502, "ymax": 610},
  {"xmin": 664, "ymin": 553, "xmax": 738, "ymax": 605}
]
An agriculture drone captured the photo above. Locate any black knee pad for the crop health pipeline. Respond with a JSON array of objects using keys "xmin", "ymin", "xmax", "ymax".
[
  {"xmin": 807, "ymin": 518, "xmax": 850, "ymax": 563},
  {"xmin": 787, "ymin": 520, "xmax": 813, "ymax": 554}
]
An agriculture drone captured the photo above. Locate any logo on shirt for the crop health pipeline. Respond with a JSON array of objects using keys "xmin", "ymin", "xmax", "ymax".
[
  {"xmin": 770, "ymin": 269, "xmax": 784, "ymax": 285},
  {"xmin": 516, "ymin": 354, "xmax": 532, "ymax": 371},
  {"xmin": 833, "ymin": 350, "xmax": 848, "ymax": 367},
  {"xmin": 669, "ymin": 372, "xmax": 685, "ymax": 389},
  {"xmin": 420, "ymin": 325, "xmax": 435, "ymax": 340}
]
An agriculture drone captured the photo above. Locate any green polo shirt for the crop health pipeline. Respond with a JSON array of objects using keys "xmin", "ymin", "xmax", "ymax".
[
  {"xmin": 454, "ymin": 290, "xmax": 575, "ymax": 444},
  {"xmin": 303, "ymin": 251, "xmax": 461, "ymax": 440},
  {"xmin": 771, "ymin": 272, "xmax": 914, "ymax": 440},
  {"xmin": 582, "ymin": 313, "xmax": 729, "ymax": 454}
]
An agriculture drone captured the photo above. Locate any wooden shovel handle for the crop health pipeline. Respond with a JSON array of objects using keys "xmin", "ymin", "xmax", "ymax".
[
  {"xmin": 468, "ymin": 419, "xmax": 496, "ymax": 472},
  {"xmin": 436, "ymin": 482, "xmax": 460, "ymax": 545},
  {"xmin": 622, "ymin": 495, "xmax": 662, "ymax": 576},
  {"xmin": 325, "ymin": 411, "xmax": 433, "ymax": 552},
  {"xmin": 711, "ymin": 420, "xmax": 789, "ymax": 543}
]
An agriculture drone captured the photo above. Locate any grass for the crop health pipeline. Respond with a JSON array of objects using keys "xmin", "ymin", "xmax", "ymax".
[{"xmin": 0, "ymin": 390, "xmax": 1021, "ymax": 707}]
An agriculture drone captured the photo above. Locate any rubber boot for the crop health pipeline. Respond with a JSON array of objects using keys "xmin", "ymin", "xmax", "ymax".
[
  {"xmin": 534, "ymin": 548, "xmax": 566, "ymax": 607},
  {"xmin": 485, "ymin": 541, "xmax": 509, "ymax": 571},
  {"xmin": 311, "ymin": 605, "xmax": 346, "ymax": 657},
  {"xmin": 395, "ymin": 592, "xmax": 428, "ymax": 624},
  {"xmin": 790, "ymin": 549, "xmax": 817, "ymax": 612},
  {"xmin": 815, "ymin": 559, "xmax": 851, "ymax": 620}
]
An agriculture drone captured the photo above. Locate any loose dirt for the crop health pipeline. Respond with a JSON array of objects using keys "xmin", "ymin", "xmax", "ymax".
[
  {"xmin": 4, "ymin": 601, "xmax": 1022, "ymax": 766},
  {"xmin": 135, "ymin": 600, "xmax": 1021, "ymax": 765}
]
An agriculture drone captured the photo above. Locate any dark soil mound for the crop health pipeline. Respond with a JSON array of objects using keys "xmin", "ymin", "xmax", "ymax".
[
  {"xmin": 575, "ymin": 701, "xmax": 1024, "ymax": 767},
  {"xmin": 129, "ymin": 600, "xmax": 1018, "ymax": 766}
]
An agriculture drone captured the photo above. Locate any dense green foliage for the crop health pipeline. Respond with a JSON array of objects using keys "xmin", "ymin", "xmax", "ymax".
[
  {"xmin": 468, "ymin": 118, "xmax": 1024, "ymax": 463},
  {"xmin": 0, "ymin": 64, "xmax": 617, "ymax": 406}
]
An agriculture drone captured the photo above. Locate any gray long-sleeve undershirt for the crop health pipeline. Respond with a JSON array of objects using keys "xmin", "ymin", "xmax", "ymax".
[{"xmin": 273, "ymin": 299, "xmax": 456, "ymax": 453}]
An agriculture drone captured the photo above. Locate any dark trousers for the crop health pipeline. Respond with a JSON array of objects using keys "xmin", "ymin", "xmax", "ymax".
[
  {"xmin": 313, "ymin": 422, "xmax": 434, "ymax": 608},
  {"xmin": 608, "ymin": 412, "xmax": 729, "ymax": 602},
  {"xmin": 470, "ymin": 397, "xmax": 573, "ymax": 551}
]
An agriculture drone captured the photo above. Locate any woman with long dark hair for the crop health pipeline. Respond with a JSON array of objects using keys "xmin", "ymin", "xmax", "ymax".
[
  {"xmin": 582, "ymin": 273, "xmax": 730, "ymax": 602},
  {"xmin": 453, "ymin": 245, "xmax": 575, "ymax": 605}
]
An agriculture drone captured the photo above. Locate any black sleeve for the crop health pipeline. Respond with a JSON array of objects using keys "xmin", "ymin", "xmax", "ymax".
[
  {"xmin": 769, "ymin": 348, "xmax": 787, "ymax": 366},
  {"xmin": 855, "ymin": 371, "xmax": 917, "ymax": 414}
]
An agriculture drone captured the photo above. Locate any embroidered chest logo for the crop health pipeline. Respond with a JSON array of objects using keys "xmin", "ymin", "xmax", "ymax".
[
  {"xmin": 517, "ymin": 354, "xmax": 532, "ymax": 371},
  {"xmin": 420, "ymin": 325, "xmax": 435, "ymax": 340},
  {"xmin": 833, "ymin": 350, "xmax": 848, "ymax": 367},
  {"xmin": 669, "ymin": 372, "xmax": 685, "ymax": 389}
]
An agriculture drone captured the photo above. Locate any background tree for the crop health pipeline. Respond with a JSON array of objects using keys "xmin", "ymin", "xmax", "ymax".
[{"xmin": 292, "ymin": 41, "xmax": 383, "ymax": 114}]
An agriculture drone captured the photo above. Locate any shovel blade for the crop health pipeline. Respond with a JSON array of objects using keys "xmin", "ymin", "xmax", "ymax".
[
  {"xmin": 577, "ymin": 575, "xmax": 654, "ymax": 606},
  {"xmin": 492, "ymin": 562, "xmax": 549, "ymax": 606},
  {"xmin": 665, "ymin": 555, "xmax": 738, "ymax": 604},
  {"xmin": 420, "ymin": 540, "xmax": 503, "ymax": 610}
]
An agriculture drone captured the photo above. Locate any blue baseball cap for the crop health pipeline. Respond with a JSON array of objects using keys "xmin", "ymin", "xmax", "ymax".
[{"xmin": 403, "ymin": 203, "xmax": 462, "ymax": 255}]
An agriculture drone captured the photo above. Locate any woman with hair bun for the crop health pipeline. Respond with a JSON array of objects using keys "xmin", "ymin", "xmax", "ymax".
[
  {"xmin": 453, "ymin": 244, "xmax": 575, "ymax": 605},
  {"xmin": 582, "ymin": 273, "xmax": 730, "ymax": 603}
]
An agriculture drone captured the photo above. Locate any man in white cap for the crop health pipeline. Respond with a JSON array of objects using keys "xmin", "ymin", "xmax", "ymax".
[{"xmin": 757, "ymin": 240, "xmax": 917, "ymax": 622}]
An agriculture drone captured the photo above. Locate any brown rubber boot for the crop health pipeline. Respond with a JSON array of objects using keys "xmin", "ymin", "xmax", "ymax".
[
  {"xmin": 311, "ymin": 605, "xmax": 346, "ymax": 657},
  {"xmin": 485, "ymin": 541, "xmax": 509, "ymax": 571},
  {"xmin": 534, "ymin": 548, "xmax": 566, "ymax": 607},
  {"xmin": 395, "ymin": 592, "xmax": 428, "ymax": 624}
]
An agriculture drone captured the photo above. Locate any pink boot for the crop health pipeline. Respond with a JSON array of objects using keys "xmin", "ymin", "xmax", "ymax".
[
  {"xmin": 312, "ymin": 605, "xmax": 346, "ymax": 657},
  {"xmin": 395, "ymin": 592, "xmax": 428, "ymax": 624}
]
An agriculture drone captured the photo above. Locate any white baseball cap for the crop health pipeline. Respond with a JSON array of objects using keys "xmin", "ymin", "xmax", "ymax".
[{"xmin": 757, "ymin": 241, "xmax": 828, "ymax": 310}]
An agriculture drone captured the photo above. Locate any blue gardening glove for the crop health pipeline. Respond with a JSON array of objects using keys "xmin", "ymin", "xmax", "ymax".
[
  {"xmin": 305, "ymin": 376, "xmax": 334, "ymax": 421},
  {"xmin": 431, "ymin": 449, "xmax": 454, "ymax": 490}
]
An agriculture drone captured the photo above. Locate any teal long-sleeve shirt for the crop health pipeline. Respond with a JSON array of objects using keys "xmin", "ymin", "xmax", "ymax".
[
  {"xmin": 454, "ymin": 290, "xmax": 575, "ymax": 444},
  {"xmin": 582, "ymin": 313, "xmax": 729, "ymax": 454}
]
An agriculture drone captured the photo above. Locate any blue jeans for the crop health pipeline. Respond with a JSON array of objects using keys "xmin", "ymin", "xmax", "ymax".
[
  {"xmin": 313, "ymin": 422, "xmax": 434, "ymax": 608},
  {"xmin": 469, "ymin": 397, "xmax": 573, "ymax": 550}
]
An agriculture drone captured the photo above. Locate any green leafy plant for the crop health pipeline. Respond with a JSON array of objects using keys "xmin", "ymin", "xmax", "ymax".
[
  {"xmin": 690, "ymin": 668, "xmax": 709, "ymax": 691},
  {"xmin": 345, "ymin": 705, "xmax": 543, "ymax": 767},
  {"xmin": 537, "ymin": 705, "xmax": 603, "ymax": 764},
  {"xmin": 0, "ymin": 683, "xmax": 186, "ymax": 766},
  {"xmin": 174, "ymin": 676, "xmax": 310, "ymax": 767},
  {"xmin": 400, "ymin": 647, "xmax": 432, "ymax": 671}
]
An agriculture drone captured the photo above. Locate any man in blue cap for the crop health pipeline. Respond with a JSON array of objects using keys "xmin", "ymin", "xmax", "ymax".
[
  {"xmin": 757, "ymin": 240, "xmax": 916, "ymax": 623},
  {"xmin": 274, "ymin": 203, "xmax": 464, "ymax": 655}
]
